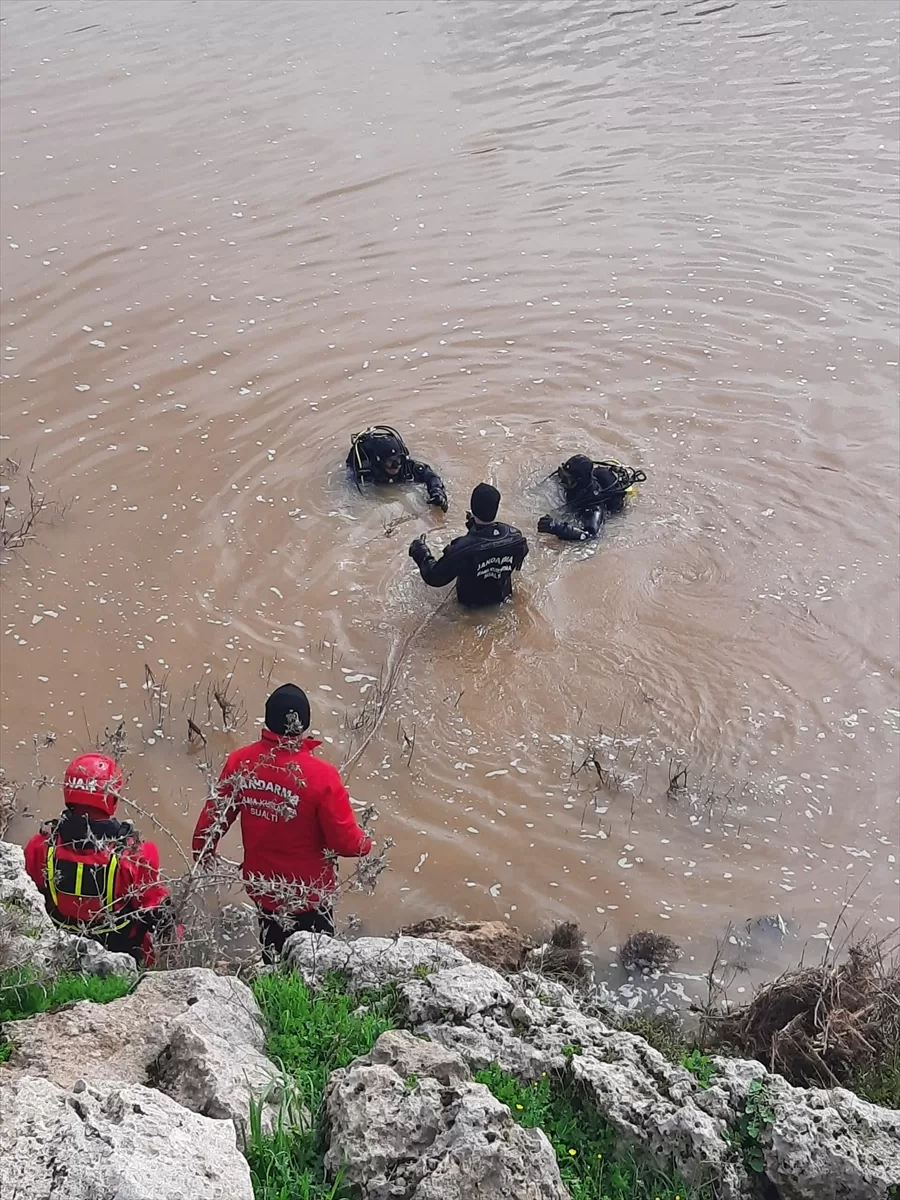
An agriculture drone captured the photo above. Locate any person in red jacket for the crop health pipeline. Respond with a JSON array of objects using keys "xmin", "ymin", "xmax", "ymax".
[
  {"xmin": 24, "ymin": 753, "xmax": 171, "ymax": 965},
  {"xmin": 191, "ymin": 683, "xmax": 372, "ymax": 959}
]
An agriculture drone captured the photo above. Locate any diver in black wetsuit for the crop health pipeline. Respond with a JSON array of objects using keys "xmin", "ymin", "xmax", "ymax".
[
  {"xmin": 346, "ymin": 426, "xmax": 447, "ymax": 511},
  {"xmin": 408, "ymin": 483, "xmax": 528, "ymax": 608},
  {"xmin": 537, "ymin": 455, "xmax": 646, "ymax": 542}
]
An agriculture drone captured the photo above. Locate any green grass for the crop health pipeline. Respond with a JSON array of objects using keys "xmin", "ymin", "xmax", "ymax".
[
  {"xmin": 246, "ymin": 971, "xmax": 719, "ymax": 1200},
  {"xmin": 614, "ymin": 1013, "xmax": 695, "ymax": 1061},
  {"xmin": 0, "ymin": 967, "xmax": 135, "ymax": 1025},
  {"xmin": 852, "ymin": 1046, "xmax": 900, "ymax": 1109},
  {"xmin": 475, "ymin": 1064, "xmax": 708, "ymax": 1200},
  {"xmin": 246, "ymin": 972, "xmax": 400, "ymax": 1200},
  {"xmin": 0, "ymin": 1039, "xmax": 11, "ymax": 1063}
]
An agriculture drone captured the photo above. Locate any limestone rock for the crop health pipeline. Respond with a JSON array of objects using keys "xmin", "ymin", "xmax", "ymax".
[
  {"xmin": 512, "ymin": 969, "xmax": 583, "ymax": 1011},
  {"xmin": 418, "ymin": 1004, "xmax": 751, "ymax": 1198},
  {"xmin": 2, "ymin": 966, "xmax": 277, "ymax": 1132},
  {"xmin": 402, "ymin": 918, "xmax": 531, "ymax": 973},
  {"xmin": 763, "ymin": 1079, "xmax": 900, "ymax": 1200},
  {"xmin": 4, "ymin": 990, "xmax": 155, "ymax": 1088},
  {"xmin": 284, "ymin": 931, "xmax": 470, "ymax": 989},
  {"xmin": 424, "ymin": 999, "xmax": 618, "ymax": 1080},
  {"xmin": 0, "ymin": 1075, "xmax": 253, "ymax": 1200},
  {"xmin": 0, "ymin": 838, "xmax": 54, "ymax": 940},
  {"xmin": 402, "ymin": 961, "xmax": 519, "ymax": 1023},
  {"xmin": 285, "ymin": 927, "xmax": 900, "ymax": 1200},
  {"xmin": 412, "ymin": 1086, "xmax": 568, "ymax": 1200},
  {"xmin": 572, "ymin": 1052, "xmax": 743, "ymax": 1197},
  {"xmin": 153, "ymin": 972, "xmax": 280, "ymax": 1130},
  {"xmin": 367, "ymin": 1027, "xmax": 471, "ymax": 1086},
  {"xmin": 4, "ymin": 968, "xmax": 229, "ymax": 1087},
  {"xmin": 421, "ymin": 1018, "xmax": 554, "ymax": 1081},
  {"xmin": 694, "ymin": 1056, "xmax": 770, "ymax": 1123},
  {"xmin": 325, "ymin": 1029, "xmax": 569, "ymax": 1200},
  {"xmin": 0, "ymin": 839, "xmax": 136, "ymax": 979},
  {"xmin": 54, "ymin": 931, "xmax": 139, "ymax": 978}
]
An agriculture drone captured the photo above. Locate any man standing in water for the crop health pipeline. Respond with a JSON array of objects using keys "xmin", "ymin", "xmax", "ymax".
[
  {"xmin": 191, "ymin": 684, "xmax": 371, "ymax": 960},
  {"xmin": 408, "ymin": 482, "xmax": 528, "ymax": 607}
]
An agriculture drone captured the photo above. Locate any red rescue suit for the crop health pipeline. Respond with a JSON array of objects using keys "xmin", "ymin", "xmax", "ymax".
[
  {"xmin": 191, "ymin": 729, "xmax": 371, "ymax": 913},
  {"xmin": 24, "ymin": 812, "xmax": 170, "ymax": 963}
]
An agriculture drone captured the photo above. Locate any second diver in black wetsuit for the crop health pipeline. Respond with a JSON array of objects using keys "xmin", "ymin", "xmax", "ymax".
[
  {"xmin": 537, "ymin": 455, "xmax": 646, "ymax": 542},
  {"xmin": 346, "ymin": 425, "xmax": 448, "ymax": 511}
]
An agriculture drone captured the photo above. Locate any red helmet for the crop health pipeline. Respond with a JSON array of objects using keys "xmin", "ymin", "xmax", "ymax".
[{"xmin": 62, "ymin": 753, "xmax": 124, "ymax": 816}]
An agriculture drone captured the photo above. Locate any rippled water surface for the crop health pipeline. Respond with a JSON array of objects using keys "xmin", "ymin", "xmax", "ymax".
[{"xmin": 2, "ymin": 0, "xmax": 898, "ymax": 983}]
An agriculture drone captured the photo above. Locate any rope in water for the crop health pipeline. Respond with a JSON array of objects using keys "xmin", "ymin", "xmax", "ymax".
[{"xmin": 341, "ymin": 594, "xmax": 454, "ymax": 778}]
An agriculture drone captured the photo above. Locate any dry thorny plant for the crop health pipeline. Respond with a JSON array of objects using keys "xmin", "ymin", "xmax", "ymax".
[
  {"xmin": 2, "ymin": 708, "xmax": 391, "ymax": 971},
  {"xmin": 124, "ymin": 739, "xmax": 390, "ymax": 967},
  {"xmin": 2, "ymin": 603, "xmax": 462, "ymax": 966},
  {"xmin": 0, "ymin": 769, "xmax": 24, "ymax": 839},
  {"xmin": 0, "ymin": 453, "xmax": 66, "ymax": 563}
]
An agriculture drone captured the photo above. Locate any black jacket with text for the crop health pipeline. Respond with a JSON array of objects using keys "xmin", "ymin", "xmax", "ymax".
[{"xmin": 410, "ymin": 521, "xmax": 529, "ymax": 608}]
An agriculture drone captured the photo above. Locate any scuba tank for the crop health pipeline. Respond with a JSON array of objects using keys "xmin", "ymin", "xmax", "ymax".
[{"xmin": 592, "ymin": 459, "xmax": 647, "ymax": 511}]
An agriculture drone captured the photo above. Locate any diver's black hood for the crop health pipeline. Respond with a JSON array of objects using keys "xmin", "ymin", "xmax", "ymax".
[
  {"xmin": 561, "ymin": 455, "xmax": 595, "ymax": 484},
  {"xmin": 368, "ymin": 433, "xmax": 405, "ymax": 462}
]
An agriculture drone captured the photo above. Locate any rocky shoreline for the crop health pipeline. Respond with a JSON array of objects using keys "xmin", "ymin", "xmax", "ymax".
[{"xmin": 1, "ymin": 840, "xmax": 897, "ymax": 1200}]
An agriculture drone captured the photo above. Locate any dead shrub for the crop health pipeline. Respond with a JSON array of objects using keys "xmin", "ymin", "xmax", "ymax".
[
  {"xmin": 707, "ymin": 936, "xmax": 900, "ymax": 1093},
  {"xmin": 621, "ymin": 930, "xmax": 681, "ymax": 973},
  {"xmin": 527, "ymin": 920, "xmax": 589, "ymax": 982}
]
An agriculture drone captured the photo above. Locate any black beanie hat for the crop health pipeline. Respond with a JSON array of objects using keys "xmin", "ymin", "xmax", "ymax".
[
  {"xmin": 265, "ymin": 684, "xmax": 311, "ymax": 736},
  {"xmin": 470, "ymin": 482, "xmax": 500, "ymax": 522}
]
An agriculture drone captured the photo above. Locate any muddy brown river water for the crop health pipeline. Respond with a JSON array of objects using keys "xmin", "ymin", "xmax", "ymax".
[{"xmin": 1, "ymin": 0, "xmax": 898, "ymax": 989}]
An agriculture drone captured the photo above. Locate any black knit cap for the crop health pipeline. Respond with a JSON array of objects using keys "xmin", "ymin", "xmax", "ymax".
[
  {"xmin": 265, "ymin": 684, "xmax": 311, "ymax": 736},
  {"xmin": 470, "ymin": 482, "xmax": 500, "ymax": 522}
]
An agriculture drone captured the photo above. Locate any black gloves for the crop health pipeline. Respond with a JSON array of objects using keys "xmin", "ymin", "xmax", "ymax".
[
  {"xmin": 427, "ymin": 486, "xmax": 449, "ymax": 513},
  {"xmin": 409, "ymin": 534, "xmax": 429, "ymax": 564},
  {"xmin": 538, "ymin": 515, "xmax": 589, "ymax": 541}
]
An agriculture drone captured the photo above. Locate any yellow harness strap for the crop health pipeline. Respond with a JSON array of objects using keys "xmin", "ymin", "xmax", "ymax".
[
  {"xmin": 45, "ymin": 843, "xmax": 125, "ymax": 932},
  {"xmin": 46, "ymin": 843, "xmax": 58, "ymax": 905},
  {"xmin": 106, "ymin": 855, "xmax": 119, "ymax": 908}
]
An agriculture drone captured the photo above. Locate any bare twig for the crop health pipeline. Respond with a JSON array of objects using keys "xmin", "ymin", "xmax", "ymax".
[
  {"xmin": 0, "ymin": 453, "xmax": 66, "ymax": 563},
  {"xmin": 208, "ymin": 662, "xmax": 247, "ymax": 731},
  {"xmin": 187, "ymin": 717, "xmax": 208, "ymax": 747},
  {"xmin": 143, "ymin": 664, "xmax": 171, "ymax": 737}
]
